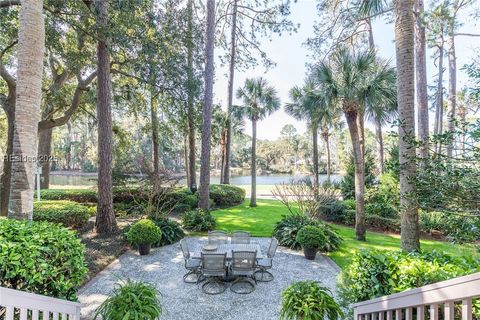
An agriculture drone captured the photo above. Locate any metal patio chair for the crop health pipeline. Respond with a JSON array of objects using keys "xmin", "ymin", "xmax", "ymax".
[
  {"xmin": 180, "ymin": 238, "xmax": 201, "ymax": 283},
  {"xmin": 254, "ymin": 238, "xmax": 278, "ymax": 282},
  {"xmin": 200, "ymin": 252, "xmax": 227, "ymax": 294},
  {"xmin": 230, "ymin": 250, "xmax": 257, "ymax": 294},
  {"xmin": 231, "ymin": 231, "xmax": 251, "ymax": 244},
  {"xmin": 208, "ymin": 230, "xmax": 228, "ymax": 245}
]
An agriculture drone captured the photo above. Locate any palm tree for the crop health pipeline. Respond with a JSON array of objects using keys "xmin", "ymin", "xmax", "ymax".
[
  {"xmin": 236, "ymin": 77, "xmax": 280, "ymax": 207},
  {"xmin": 364, "ymin": 94, "xmax": 397, "ymax": 174},
  {"xmin": 395, "ymin": 0, "xmax": 420, "ymax": 252},
  {"xmin": 8, "ymin": 0, "xmax": 45, "ymax": 219},
  {"xmin": 285, "ymin": 80, "xmax": 322, "ymax": 190},
  {"xmin": 317, "ymin": 105, "xmax": 343, "ymax": 184},
  {"xmin": 311, "ymin": 48, "xmax": 396, "ymax": 241}
]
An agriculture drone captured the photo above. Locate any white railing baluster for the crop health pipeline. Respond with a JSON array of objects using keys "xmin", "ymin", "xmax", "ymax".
[
  {"xmin": 53, "ymin": 312, "xmax": 59, "ymax": 320},
  {"xmin": 444, "ymin": 301, "xmax": 454, "ymax": 320},
  {"xmin": 43, "ymin": 311, "xmax": 50, "ymax": 320},
  {"xmin": 430, "ymin": 304, "xmax": 438, "ymax": 320},
  {"xmin": 461, "ymin": 299, "xmax": 473, "ymax": 320},
  {"xmin": 5, "ymin": 306, "xmax": 14, "ymax": 320},
  {"xmin": 405, "ymin": 307, "xmax": 412, "ymax": 320},
  {"xmin": 32, "ymin": 309, "xmax": 39, "ymax": 320},
  {"xmin": 396, "ymin": 309, "xmax": 401, "ymax": 320},
  {"xmin": 417, "ymin": 306, "xmax": 424, "ymax": 320},
  {"xmin": 19, "ymin": 308, "xmax": 27, "ymax": 320},
  {"xmin": 387, "ymin": 310, "xmax": 393, "ymax": 320},
  {"xmin": 379, "ymin": 311, "xmax": 385, "ymax": 320}
]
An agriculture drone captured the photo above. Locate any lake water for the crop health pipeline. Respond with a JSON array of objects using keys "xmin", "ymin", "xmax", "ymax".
[{"xmin": 50, "ymin": 172, "xmax": 342, "ymax": 187}]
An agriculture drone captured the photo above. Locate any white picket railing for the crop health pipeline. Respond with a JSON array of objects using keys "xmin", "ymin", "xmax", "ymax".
[
  {"xmin": 353, "ymin": 272, "xmax": 480, "ymax": 320},
  {"xmin": 0, "ymin": 287, "xmax": 82, "ymax": 320}
]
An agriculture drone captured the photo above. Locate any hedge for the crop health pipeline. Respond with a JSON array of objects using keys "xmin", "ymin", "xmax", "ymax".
[
  {"xmin": 33, "ymin": 200, "xmax": 90, "ymax": 228},
  {"xmin": 0, "ymin": 218, "xmax": 88, "ymax": 301},
  {"xmin": 40, "ymin": 189, "xmax": 97, "ymax": 203}
]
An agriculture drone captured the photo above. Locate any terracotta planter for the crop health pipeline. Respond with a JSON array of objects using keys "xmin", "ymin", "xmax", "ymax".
[
  {"xmin": 138, "ymin": 243, "xmax": 151, "ymax": 255},
  {"xmin": 303, "ymin": 247, "xmax": 318, "ymax": 260}
]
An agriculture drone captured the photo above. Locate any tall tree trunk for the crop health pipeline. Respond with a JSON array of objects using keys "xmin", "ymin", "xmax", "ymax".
[
  {"xmin": 95, "ymin": 0, "xmax": 116, "ymax": 233},
  {"xmin": 37, "ymin": 127, "xmax": 52, "ymax": 189},
  {"xmin": 345, "ymin": 110, "xmax": 366, "ymax": 241},
  {"xmin": 375, "ymin": 118, "xmax": 384, "ymax": 173},
  {"xmin": 65, "ymin": 122, "xmax": 72, "ymax": 170},
  {"xmin": 220, "ymin": 128, "xmax": 227, "ymax": 183},
  {"xmin": 221, "ymin": 0, "xmax": 238, "ymax": 185},
  {"xmin": 0, "ymin": 102, "xmax": 14, "ymax": 216},
  {"xmin": 322, "ymin": 129, "xmax": 332, "ymax": 184},
  {"xmin": 150, "ymin": 93, "xmax": 160, "ymax": 183},
  {"xmin": 186, "ymin": 0, "xmax": 197, "ymax": 192},
  {"xmin": 434, "ymin": 44, "xmax": 444, "ymax": 155},
  {"xmin": 198, "ymin": 0, "xmax": 216, "ymax": 210},
  {"xmin": 311, "ymin": 123, "xmax": 319, "ymax": 192},
  {"xmin": 414, "ymin": 0, "xmax": 429, "ymax": 159},
  {"xmin": 8, "ymin": 0, "xmax": 45, "ymax": 220},
  {"xmin": 184, "ymin": 134, "xmax": 190, "ymax": 187},
  {"xmin": 250, "ymin": 119, "xmax": 257, "ymax": 207},
  {"xmin": 395, "ymin": 0, "xmax": 420, "ymax": 252},
  {"xmin": 446, "ymin": 32, "xmax": 456, "ymax": 157}
]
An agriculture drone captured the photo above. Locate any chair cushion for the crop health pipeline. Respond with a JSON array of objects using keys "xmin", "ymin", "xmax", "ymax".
[
  {"xmin": 257, "ymin": 258, "xmax": 272, "ymax": 268},
  {"xmin": 186, "ymin": 258, "xmax": 201, "ymax": 269}
]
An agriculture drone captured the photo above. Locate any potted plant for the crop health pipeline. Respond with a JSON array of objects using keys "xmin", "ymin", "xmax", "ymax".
[
  {"xmin": 280, "ymin": 281, "xmax": 343, "ymax": 320},
  {"xmin": 94, "ymin": 279, "xmax": 162, "ymax": 320},
  {"xmin": 126, "ymin": 219, "xmax": 162, "ymax": 255},
  {"xmin": 295, "ymin": 225, "xmax": 325, "ymax": 260}
]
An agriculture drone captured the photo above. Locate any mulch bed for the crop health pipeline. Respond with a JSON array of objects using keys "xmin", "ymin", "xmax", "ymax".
[{"xmin": 78, "ymin": 217, "xmax": 138, "ymax": 282}]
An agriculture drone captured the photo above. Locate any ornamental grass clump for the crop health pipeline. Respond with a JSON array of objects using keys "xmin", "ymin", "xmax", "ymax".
[
  {"xmin": 280, "ymin": 281, "xmax": 343, "ymax": 320},
  {"xmin": 94, "ymin": 279, "xmax": 162, "ymax": 320}
]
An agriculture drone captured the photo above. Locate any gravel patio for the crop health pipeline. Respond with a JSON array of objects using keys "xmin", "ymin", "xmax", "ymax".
[{"xmin": 78, "ymin": 237, "xmax": 340, "ymax": 320}]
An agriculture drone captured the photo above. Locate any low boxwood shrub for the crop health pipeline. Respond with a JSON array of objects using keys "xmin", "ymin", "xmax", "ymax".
[
  {"xmin": 0, "ymin": 218, "xmax": 88, "ymax": 301},
  {"xmin": 33, "ymin": 200, "xmax": 90, "ymax": 228},
  {"xmin": 296, "ymin": 225, "xmax": 326, "ymax": 249},
  {"xmin": 280, "ymin": 281, "xmax": 343, "ymax": 320},
  {"xmin": 94, "ymin": 279, "xmax": 161, "ymax": 320},
  {"xmin": 365, "ymin": 215, "xmax": 401, "ymax": 232},
  {"xmin": 273, "ymin": 214, "xmax": 342, "ymax": 252},
  {"xmin": 150, "ymin": 217, "xmax": 185, "ymax": 247},
  {"xmin": 40, "ymin": 189, "xmax": 97, "ymax": 203},
  {"xmin": 126, "ymin": 219, "xmax": 162, "ymax": 245},
  {"xmin": 182, "ymin": 209, "xmax": 216, "ymax": 232},
  {"xmin": 208, "ymin": 184, "xmax": 245, "ymax": 207},
  {"xmin": 338, "ymin": 249, "xmax": 480, "ymax": 305}
]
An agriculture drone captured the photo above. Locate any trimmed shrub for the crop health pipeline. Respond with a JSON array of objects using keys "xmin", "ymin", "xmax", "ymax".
[
  {"xmin": 343, "ymin": 209, "xmax": 356, "ymax": 226},
  {"xmin": 274, "ymin": 214, "xmax": 342, "ymax": 252},
  {"xmin": 33, "ymin": 200, "xmax": 90, "ymax": 228},
  {"xmin": 281, "ymin": 281, "xmax": 343, "ymax": 320},
  {"xmin": 338, "ymin": 250, "xmax": 480, "ymax": 305},
  {"xmin": 365, "ymin": 215, "xmax": 401, "ymax": 232},
  {"xmin": 126, "ymin": 219, "xmax": 162, "ymax": 245},
  {"xmin": 150, "ymin": 217, "xmax": 185, "ymax": 247},
  {"xmin": 0, "ymin": 219, "xmax": 88, "ymax": 301},
  {"xmin": 208, "ymin": 184, "xmax": 245, "ymax": 207},
  {"xmin": 94, "ymin": 279, "xmax": 161, "ymax": 320},
  {"xmin": 182, "ymin": 209, "xmax": 216, "ymax": 232},
  {"xmin": 296, "ymin": 225, "xmax": 326, "ymax": 249},
  {"xmin": 342, "ymin": 199, "xmax": 356, "ymax": 210},
  {"xmin": 40, "ymin": 189, "xmax": 97, "ymax": 203}
]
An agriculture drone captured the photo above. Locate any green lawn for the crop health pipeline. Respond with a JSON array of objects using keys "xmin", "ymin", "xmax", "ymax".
[{"xmin": 212, "ymin": 198, "xmax": 480, "ymax": 269}]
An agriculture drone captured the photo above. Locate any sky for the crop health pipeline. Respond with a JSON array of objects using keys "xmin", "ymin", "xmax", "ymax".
[{"xmin": 211, "ymin": 0, "xmax": 480, "ymax": 141}]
